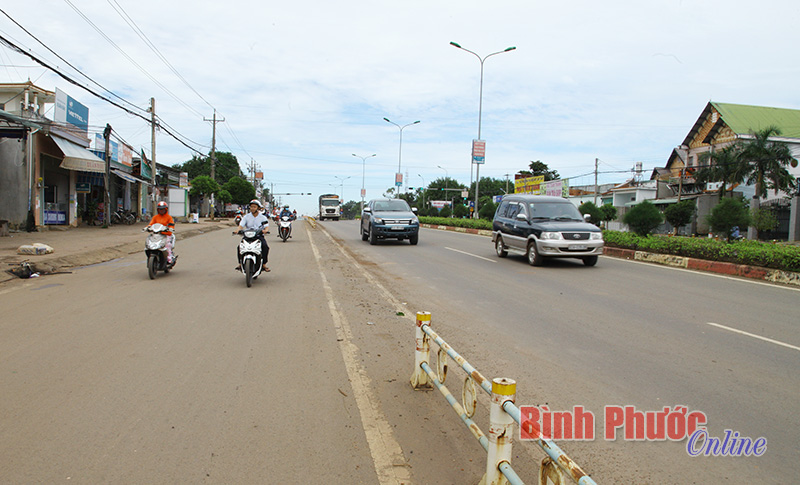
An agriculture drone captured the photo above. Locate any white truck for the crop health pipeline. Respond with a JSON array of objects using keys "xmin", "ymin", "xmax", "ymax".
[{"xmin": 319, "ymin": 194, "xmax": 341, "ymax": 221}]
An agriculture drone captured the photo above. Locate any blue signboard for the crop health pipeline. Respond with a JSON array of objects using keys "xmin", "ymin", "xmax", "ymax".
[{"xmin": 66, "ymin": 96, "xmax": 89, "ymax": 132}]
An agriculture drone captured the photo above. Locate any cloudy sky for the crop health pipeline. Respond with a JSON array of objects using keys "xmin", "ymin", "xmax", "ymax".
[{"xmin": 2, "ymin": 1, "xmax": 799, "ymax": 214}]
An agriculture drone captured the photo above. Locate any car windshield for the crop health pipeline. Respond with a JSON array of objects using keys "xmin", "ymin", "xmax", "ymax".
[
  {"xmin": 373, "ymin": 200, "xmax": 411, "ymax": 211},
  {"xmin": 528, "ymin": 202, "xmax": 583, "ymax": 220},
  {"xmin": 321, "ymin": 200, "xmax": 339, "ymax": 206}
]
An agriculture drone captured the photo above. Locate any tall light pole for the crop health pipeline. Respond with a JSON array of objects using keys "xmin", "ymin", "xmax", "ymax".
[
  {"xmin": 334, "ymin": 175, "xmax": 351, "ymax": 202},
  {"xmin": 384, "ymin": 118, "xmax": 420, "ymax": 198},
  {"xmin": 418, "ymin": 174, "xmax": 426, "ymax": 209},
  {"xmin": 450, "ymin": 41, "xmax": 516, "ymax": 218},
  {"xmin": 353, "ymin": 153, "xmax": 376, "ymax": 213},
  {"xmin": 437, "ymin": 165, "xmax": 450, "ymax": 217}
]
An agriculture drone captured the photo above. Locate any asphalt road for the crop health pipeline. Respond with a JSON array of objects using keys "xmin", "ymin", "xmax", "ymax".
[
  {"xmin": 2, "ymin": 219, "xmax": 798, "ymax": 483},
  {"xmin": 321, "ymin": 219, "xmax": 800, "ymax": 484}
]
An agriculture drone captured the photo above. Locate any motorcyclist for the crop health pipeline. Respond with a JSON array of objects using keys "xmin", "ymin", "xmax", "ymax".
[
  {"xmin": 146, "ymin": 201, "xmax": 175, "ymax": 264},
  {"xmin": 279, "ymin": 205, "xmax": 295, "ymax": 238},
  {"xmin": 234, "ymin": 199, "xmax": 270, "ymax": 273}
]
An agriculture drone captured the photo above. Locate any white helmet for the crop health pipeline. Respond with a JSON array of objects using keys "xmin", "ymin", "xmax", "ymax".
[{"xmin": 249, "ymin": 199, "xmax": 262, "ymax": 208}]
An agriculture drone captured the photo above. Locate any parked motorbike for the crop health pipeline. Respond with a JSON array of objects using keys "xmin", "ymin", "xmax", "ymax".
[
  {"xmin": 234, "ymin": 224, "xmax": 267, "ymax": 287},
  {"xmin": 144, "ymin": 223, "xmax": 176, "ymax": 279},
  {"xmin": 278, "ymin": 216, "xmax": 292, "ymax": 242}
]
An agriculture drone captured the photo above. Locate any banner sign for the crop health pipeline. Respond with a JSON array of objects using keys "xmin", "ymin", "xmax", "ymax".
[
  {"xmin": 472, "ymin": 139, "xmax": 485, "ymax": 164},
  {"xmin": 55, "ymin": 88, "xmax": 89, "ymax": 134},
  {"xmin": 515, "ymin": 176, "xmax": 569, "ymax": 197}
]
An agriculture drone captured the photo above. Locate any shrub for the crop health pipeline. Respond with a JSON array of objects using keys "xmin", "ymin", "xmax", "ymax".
[
  {"xmin": 707, "ymin": 198, "xmax": 751, "ymax": 240},
  {"xmin": 420, "ymin": 216, "xmax": 492, "ymax": 231},
  {"xmin": 439, "ymin": 205, "xmax": 452, "ymax": 218},
  {"xmin": 664, "ymin": 200, "xmax": 696, "ymax": 233},
  {"xmin": 600, "ymin": 204, "xmax": 618, "ymax": 226},
  {"xmin": 623, "ymin": 200, "xmax": 663, "ymax": 236},
  {"xmin": 578, "ymin": 201, "xmax": 603, "ymax": 225}
]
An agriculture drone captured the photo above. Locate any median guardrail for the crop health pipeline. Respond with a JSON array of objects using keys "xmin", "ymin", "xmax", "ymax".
[{"xmin": 411, "ymin": 311, "xmax": 597, "ymax": 485}]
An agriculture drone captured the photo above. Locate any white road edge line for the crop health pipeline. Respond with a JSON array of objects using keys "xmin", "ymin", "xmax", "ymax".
[
  {"xmin": 445, "ymin": 247, "xmax": 497, "ymax": 263},
  {"xmin": 307, "ymin": 226, "xmax": 412, "ymax": 485},
  {"xmin": 705, "ymin": 322, "xmax": 800, "ymax": 352}
]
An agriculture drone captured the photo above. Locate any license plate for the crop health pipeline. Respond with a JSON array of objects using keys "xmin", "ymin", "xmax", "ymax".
[
  {"xmin": 568, "ymin": 244, "xmax": 588, "ymax": 250},
  {"xmin": 390, "ymin": 225, "xmax": 405, "ymax": 231}
]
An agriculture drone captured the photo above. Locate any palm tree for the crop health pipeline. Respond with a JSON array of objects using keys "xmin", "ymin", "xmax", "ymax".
[
  {"xmin": 695, "ymin": 143, "xmax": 743, "ymax": 200},
  {"xmin": 735, "ymin": 126, "xmax": 797, "ymax": 239}
]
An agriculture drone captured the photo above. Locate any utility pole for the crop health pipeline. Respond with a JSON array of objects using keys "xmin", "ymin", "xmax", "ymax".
[
  {"xmin": 504, "ymin": 173, "xmax": 510, "ymax": 195},
  {"xmin": 204, "ymin": 109, "xmax": 225, "ymax": 218},
  {"xmin": 103, "ymin": 123, "xmax": 112, "ymax": 227},
  {"xmin": 593, "ymin": 158, "xmax": 599, "ymax": 205},
  {"xmin": 149, "ymin": 97, "xmax": 156, "ymax": 216}
]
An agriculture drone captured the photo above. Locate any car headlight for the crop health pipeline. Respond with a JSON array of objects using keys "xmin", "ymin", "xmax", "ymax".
[
  {"xmin": 373, "ymin": 217, "xmax": 383, "ymax": 224},
  {"xmin": 590, "ymin": 232, "xmax": 603, "ymax": 240},
  {"xmin": 411, "ymin": 217, "xmax": 419, "ymax": 224},
  {"xmin": 540, "ymin": 231, "xmax": 562, "ymax": 240}
]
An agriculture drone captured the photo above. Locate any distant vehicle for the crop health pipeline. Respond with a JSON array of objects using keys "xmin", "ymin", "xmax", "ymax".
[
  {"xmin": 491, "ymin": 195, "xmax": 603, "ymax": 266},
  {"xmin": 360, "ymin": 198, "xmax": 419, "ymax": 245},
  {"xmin": 319, "ymin": 194, "xmax": 341, "ymax": 221}
]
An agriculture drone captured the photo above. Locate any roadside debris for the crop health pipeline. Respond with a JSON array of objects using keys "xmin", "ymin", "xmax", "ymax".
[{"xmin": 17, "ymin": 243, "xmax": 54, "ymax": 255}]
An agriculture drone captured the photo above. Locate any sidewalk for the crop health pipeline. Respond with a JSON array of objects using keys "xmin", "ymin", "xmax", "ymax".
[{"xmin": 1, "ymin": 218, "xmax": 233, "ymax": 284}]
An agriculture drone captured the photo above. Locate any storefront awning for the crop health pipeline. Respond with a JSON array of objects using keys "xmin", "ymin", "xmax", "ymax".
[
  {"xmin": 111, "ymin": 169, "xmax": 152, "ymax": 186},
  {"xmin": 52, "ymin": 135, "xmax": 106, "ymax": 173}
]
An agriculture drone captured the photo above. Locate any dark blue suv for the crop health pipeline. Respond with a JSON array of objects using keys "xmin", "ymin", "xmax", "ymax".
[{"xmin": 361, "ymin": 198, "xmax": 419, "ymax": 245}]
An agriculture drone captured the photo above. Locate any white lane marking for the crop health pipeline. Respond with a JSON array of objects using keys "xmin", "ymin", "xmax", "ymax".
[
  {"xmin": 308, "ymin": 226, "xmax": 412, "ymax": 485},
  {"xmin": 445, "ymin": 247, "xmax": 497, "ymax": 263},
  {"xmin": 705, "ymin": 322, "xmax": 800, "ymax": 352},
  {"xmin": 612, "ymin": 257, "xmax": 800, "ymax": 292}
]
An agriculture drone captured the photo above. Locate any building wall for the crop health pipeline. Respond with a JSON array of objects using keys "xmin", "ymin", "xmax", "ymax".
[{"xmin": 0, "ymin": 135, "xmax": 28, "ymax": 226}]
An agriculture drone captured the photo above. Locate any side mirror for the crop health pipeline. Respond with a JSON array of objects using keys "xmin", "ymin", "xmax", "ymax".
[
  {"xmin": 583, "ymin": 213, "xmax": 592, "ymax": 223},
  {"xmin": 412, "ymin": 207, "xmax": 418, "ymax": 213},
  {"xmin": 363, "ymin": 207, "xmax": 372, "ymax": 213},
  {"xmin": 515, "ymin": 213, "xmax": 528, "ymax": 222}
]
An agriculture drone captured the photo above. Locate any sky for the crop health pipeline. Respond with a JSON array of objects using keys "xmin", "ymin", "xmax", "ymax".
[{"xmin": 2, "ymin": 1, "xmax": 799, "ymax": 215}]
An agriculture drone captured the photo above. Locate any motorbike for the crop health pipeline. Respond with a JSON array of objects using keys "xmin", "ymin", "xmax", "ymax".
[
  {"xmin": 234, "ymin": 223, "xmax": 267, "ymax": 287},
  {"xmin": 278, "ymin": 215, "xmax": 293, "ymax": 242},
  {"xmin": 144, "ymin": 223, "xmax": 176, "ymax": 279},
  {"xmin": 234, "ymin": 211, "xmax": 242, "ymax": 225}
]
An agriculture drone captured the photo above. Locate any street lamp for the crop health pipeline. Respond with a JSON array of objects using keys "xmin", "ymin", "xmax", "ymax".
[
  {"xmin": 418, "ymin": 174, "xmax": 426, "ymax": 209},
  {"xmin": 384, "ymin": 117, "xmax": 420, "ymax": 198},
  {"xmin": 450, "ymin": 41, "xmax": 516, "ymax": 218},
  {"xmin": 353, "ymin": 153, "xmax": 376, "ymax": 213},
  {"xmin": 334, "ymin": 175, "xmax": 351, "ymax": 202},
  {"xmin": 437, "ymin": 165, "xmax": 451, "ymax": 217}
]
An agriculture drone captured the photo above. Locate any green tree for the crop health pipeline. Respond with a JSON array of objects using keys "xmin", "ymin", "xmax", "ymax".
[
  {"xmin": 479, "ymin": 200, "xmax": 497, "ymax": 220},
  {"xmin": 707, "ymin": 197, "xmax": 751, "ymax": 241},
  {"xmin": 216, "ymin": 189, "xmax": 232, "ymax": 205},
  {"xmin": 453, "ymin": 203, "xmax": 468, "ymax": 218},
  {"xmin": 751, "ymin": 207, "xmax": 779, "ymax": 235},
  {"xmin": 623, "ymin": 200, "xmax": 663, "ymax": 236},
  {"xmin": 341, "ymin": 200, "xmax": 360, "ymax": 220},
  {"xmin": 600, "ymin": 204, "xmax": 618, "ymax": 228},
  {"xmin": 578, "ymin": 201, "xmax": 603, "ymax": 225},
  {"xmin": 517, "ymin": 160, "xmax": 560, "ymax": 181},
  {"xmin": 173, "ymin": 151, "xmax": 243, "ymax": 186},
  {"xmin": 664, "ymin": 200, "xmax": 696, "ymax": 234},
  {"xmin": 695, "ymin": 144, "xmax": 742, "ymax": 200},
  {"xmin": 439, "ymin": 205, "xmax": 452, "ymax": 218},
  {"xmin": 222, "ymin": 177, "xmax": 256, "ymax": 205},
  {"xmin": 189, "ymin": 175, "xmax": 220, "ymax": 198}
]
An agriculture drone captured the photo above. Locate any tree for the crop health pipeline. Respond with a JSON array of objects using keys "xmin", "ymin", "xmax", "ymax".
[
  {"xmin": 439, "ymin": 205, "xmax": 452, "ymax": 218},
  {"xmin": 695, "ymin": 144, "xmax": 742, "ymax": 200},
  {"xmin": 468, "ymin": 177, "xmax": 507, "ymax": 201},
  {"xmin": 341, "ymin": 200, "xmax": 360, "ymax": 220},
  {"xmin": 189, "ymin": 175, "xmax": 219, "ymax": 198},
  {"xmin": 623, "ymin": 200, "xmax": 663, "ymax": 236},
  {"xmin": 600, "ymin": 204, "xmax": 618, "ymax": 228},
  {"xmin": 578, "ymin": 201, "xmax": 602, "ymax": 225},
  {"xmin": 223, "ymin": 177, "xmax": 256, "ymax": 205},
  {"xmin": 751, "ymin": 207, "xmax": 779, "ymax": 235},
  {"xmin": 664, "ymin": 200, "xmax": 696, "ymax": 235},
  {"xmin": 517, "ymin": 160, "xmax": 560, "ymax": 181},
  {"xmin": 216, "ymin": 189, "xmax": 232, "ymax": 205},
  {"xmin": 736, "ymin": 126, "xmax": 798, "ymax": 239},
  {"xmin": 173, "ymin": 151, "xmax": 243, "ymax": 186},
  {"xmin": 706, "ymin": 197, "xmax": 751, "ymax": 241},
  {"xmin": 453, "ymin": 203, "xmax": 468, "ymax": 218},
  {"xmin": 479, "ymin": 200, "xmax": 497, "ymax": 220}
]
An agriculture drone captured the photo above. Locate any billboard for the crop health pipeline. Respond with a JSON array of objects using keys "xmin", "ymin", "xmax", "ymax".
[
  {"xmin": 54, "ymin": 88, "xmax": 89, "ymax": 134},
  {"xmin": 515, "ymin": 175, "xmax": 569, "ymax": 197}
]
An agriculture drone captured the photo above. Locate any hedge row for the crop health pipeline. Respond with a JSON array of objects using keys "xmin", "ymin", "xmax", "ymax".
[
  {"xmin": 603, "ymin": 231, "xmax": 800, "ymax": 272},
  {"xmin": 420, "ymin": 216, "xmax": 493, "ymax": 231}
]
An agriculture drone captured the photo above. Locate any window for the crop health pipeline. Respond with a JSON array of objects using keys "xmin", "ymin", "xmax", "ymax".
[{"xmin": 497, "ymin": 200, "xmax": 510, "ymax": 218}]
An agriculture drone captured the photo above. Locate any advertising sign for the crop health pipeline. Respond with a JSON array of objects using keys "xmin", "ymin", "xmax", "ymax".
[
  {"xmin": 472, "ymin": 139, "xmax": 485, "ymax": 164},
  {"xmin": 395, "ymin": 172, "xmax": 403, "ymax": 187},
  {"xmin": 54, "ymin": 88, "xmax": 89, "ymax": 134},
  {"xmin": 515, "ymin": 176, "xmax": 569, "ymax": 197}
]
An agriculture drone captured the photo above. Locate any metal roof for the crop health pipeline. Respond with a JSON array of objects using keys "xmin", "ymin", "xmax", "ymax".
[{"xmin": 683, "ymin": 102, "xmax": 800, "ymax": 146}]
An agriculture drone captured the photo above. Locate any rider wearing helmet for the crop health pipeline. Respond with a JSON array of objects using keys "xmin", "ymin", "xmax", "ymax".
[
  {"xmin": 147, "ymin": 201, "xmax": 176, "ymax": 263},
  {"xmin": 233, "ymin": 199, "xmax": 270, "ymax": 272}
]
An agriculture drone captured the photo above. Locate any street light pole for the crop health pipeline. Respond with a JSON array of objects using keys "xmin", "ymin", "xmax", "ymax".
[
  {"xmin": 437, "ymin": 165, "xmax": 450, "ymax": 217},
  {"xmin": 353, "ymin": 153, "xmax": 376, "ymax": 213},
  {"xmin": 418, "ymin": 174, "xmax": 426, "ymax": 210},
  {"xmin": 334, "ymin": 175, "xmax": 351, "ymax": 202},
  {"xmin": 384, "ymin": 118, "xmax": 420, "ymax": 198},
  {"xmin": 450, "ymin": 41, "xmax": 516, "ymax": 218}
]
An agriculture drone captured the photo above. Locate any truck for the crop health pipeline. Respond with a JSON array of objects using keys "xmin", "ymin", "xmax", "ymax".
[{"xmin": 318, "ymin": 194, "xmax": 341, "ymax": 221}]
